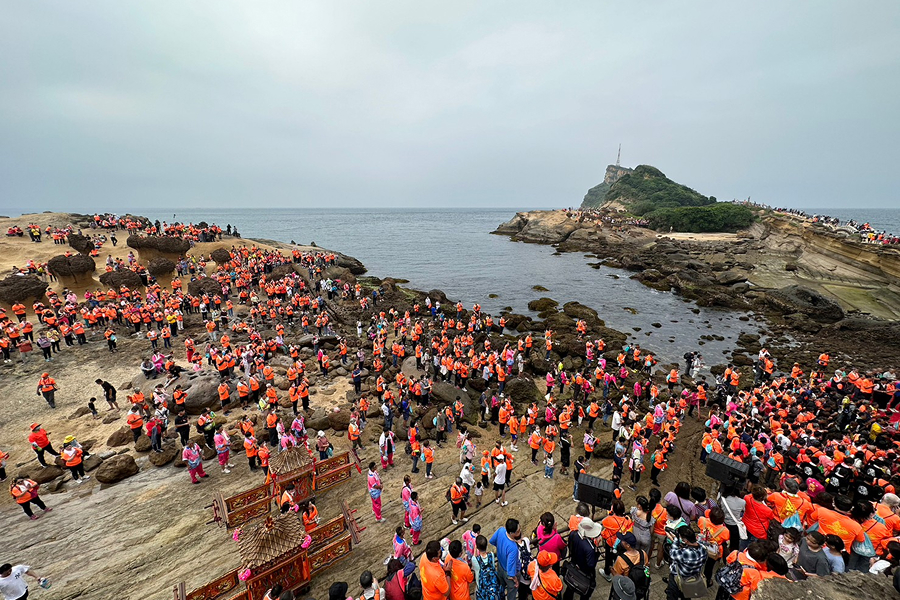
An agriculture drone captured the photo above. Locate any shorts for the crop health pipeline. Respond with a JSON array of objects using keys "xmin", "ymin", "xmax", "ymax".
[
  {"xmin": 653, "ymin": 532, "xmax": 667, "ymax": 544},
  {"xmin": 493, "ymin": 482, "xmax": 505, "ymax": 492}
]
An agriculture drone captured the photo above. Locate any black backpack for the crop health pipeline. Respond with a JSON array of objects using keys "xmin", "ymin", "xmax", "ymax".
[
  {"xmin": 715, "ymin": 561, "xmax": 747, "ymax": 595},
  {"xmin": 404, "ymin": 570, "xmax": 422, "ymax": 600},
  {"xmin": 620, "ymin": 550, "xmax": 650, "ymax": 599}
]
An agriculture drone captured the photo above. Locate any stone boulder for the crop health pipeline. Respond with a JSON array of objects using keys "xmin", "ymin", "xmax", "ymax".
[
  {"xmin": 0, "ymin": 275, "xmax": 49, "ymax": 305},
  {"xmin": 594, "ymin": 441, "xmax": 615, "ymax": 459},
  {"xmin": 766, "ymin": 285, "xmax": 844, "ymax": 323},
  {"xmin": 562, "ymin": 302, "xmax": 604, "ymax": 326},
  {"xmin": 99, "ymin": 269, "xmax": 143, "ymax": 290},
  {"xmin": 543, "ymin": 312, "xmax": 576, "ymax": 333},
  {"xmin": 83, "ymin": 455, "xmax": 104, "ymax": 472},
  {"xmin": 307, "ymin": 408, "xmax": 330, "ymax": 432},
  {"xmin": 328, "ymin": 410, "xmax": 351, "ymax": 431},
  {"xmin": 505, "ymin": 377, "xmax": 543, "ymax": 407},
  {"xmin": 335, "ymin": 253, "xmax": 367, "ymax": 275},
  {"xmin": 528, "ymin": 297, "xmax": 558, "ymax": 312},
  {"xmin": 95, "ymin": 454, "xmax": 140, "ymax": 484},
  {"xmin": 430, "ymin": 382, "xmax": 479, "ymax": 425},
  {"xmin": 148, "ymin": 443, "xmax": 178, "ymax": 467},
  {"xmin": 210, "ymin": 248, "xmax": 232, "ymax": 264},
  {"xmin": 783, "ymin": 312, "xmax": 823, "ymax": 334},
  {"xmin": 24, "ymin": 465, "xmax": 64, "ymax": 484},
  {"xmin": 175, "ymin": 372, "xmax": 223, "ymax": 415},
  {"xmin": 715, "ymin": 270, "xmax": 748, "ymax": 286},
  {"xmin": 134, "ymin": 435, "xmax": 152, "ymax": 452},
  {"xmin": 106, "ymin": 427, "xmax": 133, "ymax": 447},
  {"xmin": 753, "ymin": 570, "xmax": 894, "ymax": 600}
]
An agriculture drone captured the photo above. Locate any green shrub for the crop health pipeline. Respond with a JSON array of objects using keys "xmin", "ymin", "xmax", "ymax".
[{"xmin": 646, "ymin": 203, "xmax": 754, "ymax": 233}]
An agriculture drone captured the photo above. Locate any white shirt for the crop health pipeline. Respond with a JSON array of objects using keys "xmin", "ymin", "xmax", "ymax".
[
  {"xmin": 611, "ymin": 412, "xmax": 622, "ymax": 431},
  {"xmin": 460, "ymin": 465, "xmax": 476, "ymax": 487},
  {"xmin": 0, "ymin": 565, "xmax": 30, "ymax": 600},
  {"xmin": 494, "ymin": 462, "xmax": 507, "ymax": 485}
]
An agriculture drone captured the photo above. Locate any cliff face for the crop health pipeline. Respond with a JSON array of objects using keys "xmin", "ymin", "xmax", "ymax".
[{"xmin": 580, "ymin": 164, "xmax": 634, "ymax": 208}]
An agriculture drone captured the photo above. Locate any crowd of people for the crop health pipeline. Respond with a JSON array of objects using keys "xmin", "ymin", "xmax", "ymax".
[
  {"xmin": 3, "ymin": 216, "xmax": 900, "ymax": 600},
  {"xmin": 735, "ymin": 201, "xmax": 900, "ymax": 245}
]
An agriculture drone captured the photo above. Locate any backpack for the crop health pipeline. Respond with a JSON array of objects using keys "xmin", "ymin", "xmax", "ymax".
[
  {"xmin": 475, "ymin": 554, "xmax": 502, "ymax": 600},
  {"xmin": 404, "ymin": 570, "xmax": 422, "ymax": 600},
  {"xmin": 620, "ymin": 551, "xmax": 650, "ymax": 599},
  {"xmin": 518, "ymin": 541, "xmax": 533, "ymax": 578},
  {"xmin": 699, "ymin": 525, "xmax": 725, "ymax": 560},
  {"xmin": 714, "ymin": 562, "xmax": 746, "ymax": 595}
]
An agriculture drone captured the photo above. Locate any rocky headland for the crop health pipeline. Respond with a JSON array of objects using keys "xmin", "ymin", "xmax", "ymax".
[{"xmin": 494, "ymin": 208, "xmax": 900, "ymax": 369}]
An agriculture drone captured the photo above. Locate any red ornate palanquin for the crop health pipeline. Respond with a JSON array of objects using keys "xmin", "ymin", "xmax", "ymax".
[
  {"xmin": 211, "ymin": 450, "xmax": 357, "ymax": 529},
  {"xmin": 181, "ymin": 500, "xmax": 363, "ymax": 600}
]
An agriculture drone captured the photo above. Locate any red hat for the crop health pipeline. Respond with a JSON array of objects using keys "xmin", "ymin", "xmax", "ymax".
[{"xmin": 30, "ymin": 423, "xmax": 41, "ymax": 431}]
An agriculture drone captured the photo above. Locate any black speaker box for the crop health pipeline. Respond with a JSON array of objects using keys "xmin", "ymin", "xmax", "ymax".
[
  {"xmin": 577, "ymin": 474, "xmax": 616, "ymax": 509},
  {"xmin": 706, "ymin": 453, "xmax": 749, "ymax": 486}
]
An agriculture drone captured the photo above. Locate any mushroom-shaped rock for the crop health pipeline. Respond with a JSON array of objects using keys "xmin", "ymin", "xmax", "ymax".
[
  {"xmin": 47, "ymin": 254, "xmax": 96, "ymax": 278},
  {"xmin": 127, "ymin": 234, "xmax": 190, "ymax": 255},
  {"xmin": 147, "ymin": 257, "xmax": 176, "ymax": 277},
  {"xmin": 0, "ymin": 275, "xmax": 49, "ymax": 304},
  {"xmin": 187, "ymin": 277, "xmax": 222, "ymax": 297},
  {"xmin": 66, "ymin": 233, "xmax": 94, "ymax": 254},
  {"xmin": 99, "ymin": 269, "xmax": 143, "ymax": 289}
]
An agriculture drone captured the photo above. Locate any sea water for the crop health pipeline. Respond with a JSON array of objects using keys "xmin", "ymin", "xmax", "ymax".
[{"xmin": 138, "ymin": 207, "xmax": 761, "ymax": 367}]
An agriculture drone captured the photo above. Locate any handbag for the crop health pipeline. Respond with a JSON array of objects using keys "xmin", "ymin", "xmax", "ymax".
[
  {"xmin": 674, "ymin": 574, "xmax": 708, "ymax": 598},
  {"xmin": 563, "ymin": 563, "xmax": 591, "ymax": 596},
  {"xmin": 720, "ymin": 495, "xmax": 748, "ymax": 540}
]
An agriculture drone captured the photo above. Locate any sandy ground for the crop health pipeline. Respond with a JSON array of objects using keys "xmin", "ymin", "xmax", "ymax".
[
  {"xmin": 0, "ymin": 212, "xmax": 713, "ymax": 600},
  {"xmin": 658, "ymin": 232, "xmax": 739, "ymax": 242}
]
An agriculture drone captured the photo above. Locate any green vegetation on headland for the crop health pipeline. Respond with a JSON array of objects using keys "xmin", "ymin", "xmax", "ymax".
[
  {"xmin": 645, "ymin": 202, "xmax": 755, "ymax": 233},
  {"xmin": 606, "ymin": 165, "xmax": 713, "ymax": 211},
  {"xmin": 582, "ymin": 164, "xmax": 754, "ymax": 232},
  {"xmin": 581, "ymin": 181, "xmax": 611, "ymax": 208}
]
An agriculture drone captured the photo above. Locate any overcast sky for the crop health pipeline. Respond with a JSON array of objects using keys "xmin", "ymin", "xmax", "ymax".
[{"xmin": 1, "ymin": 1, "xmax": 897, "ymax": 212}]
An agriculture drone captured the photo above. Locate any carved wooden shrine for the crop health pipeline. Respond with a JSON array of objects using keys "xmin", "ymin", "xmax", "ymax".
[{"xmin": 176, "ymin": 448, "xmax": 363, "ymax": 600}]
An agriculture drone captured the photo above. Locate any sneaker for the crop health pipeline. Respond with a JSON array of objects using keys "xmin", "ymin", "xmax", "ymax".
[
  {"xmin": 43, "ymin": 507, "xmax": 52, "ymax": 513},
  {"xmin": 30, "ymin": 515, "xmax": 40, "ymax": 520},
  {"xmin": 192, "ymin": 480, "xmax": 201, "ymax": 484},
  {"xmin": 200, "ymin": 474, "xmax": 210, "ymax": 478},
  {"xmin": 74, "ymin": 479, "xmax": 82, "ymax": 484},
  {"xmin": 501, "ymin": 501, "xmax": 508, "ymax": 507},
  {"xmin": 462, "ymin": 517, "xmax": 469, "ymax": 523},
  {"xmin": 227, "ymin": 463, "xmax": 235, "ymax": 468},
  {"xmin": 83, "ymin": 476, "xmax": 90, "ymax": 480},
  {"xmin": 376, "ymin": 518, "xmax": 385, "ymax": 523},
  {"xmin": 452, "ymin": 519, "xmax": 459, "ymax": 525},
  {"xmin": 223, "ymin": 469, "xmax": 231, "ymax": 474},
  {"xmin": 495, "ymin": 499, "xmax": 500, "ymax": 504}
]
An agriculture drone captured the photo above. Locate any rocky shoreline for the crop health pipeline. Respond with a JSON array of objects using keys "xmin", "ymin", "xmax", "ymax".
[{"xmin": 493, "ymin": 209, "xmax": 900, "ymax": 370}]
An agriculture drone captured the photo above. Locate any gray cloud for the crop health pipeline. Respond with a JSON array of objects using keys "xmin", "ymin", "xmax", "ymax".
[{"xmin": 1, "ymin": 0, "xmax": 898, "ymax": 211}]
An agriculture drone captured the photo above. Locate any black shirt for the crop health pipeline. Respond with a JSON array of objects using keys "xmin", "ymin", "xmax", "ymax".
[{"xmin": 175, "ymin": 415, "xmax": 190, "ymax": 431}]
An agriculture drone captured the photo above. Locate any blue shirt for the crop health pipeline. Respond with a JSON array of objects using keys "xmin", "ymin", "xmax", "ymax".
[{"xmin": 489, "ymin": 527, "xmax": 519, "ymax": 576}]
